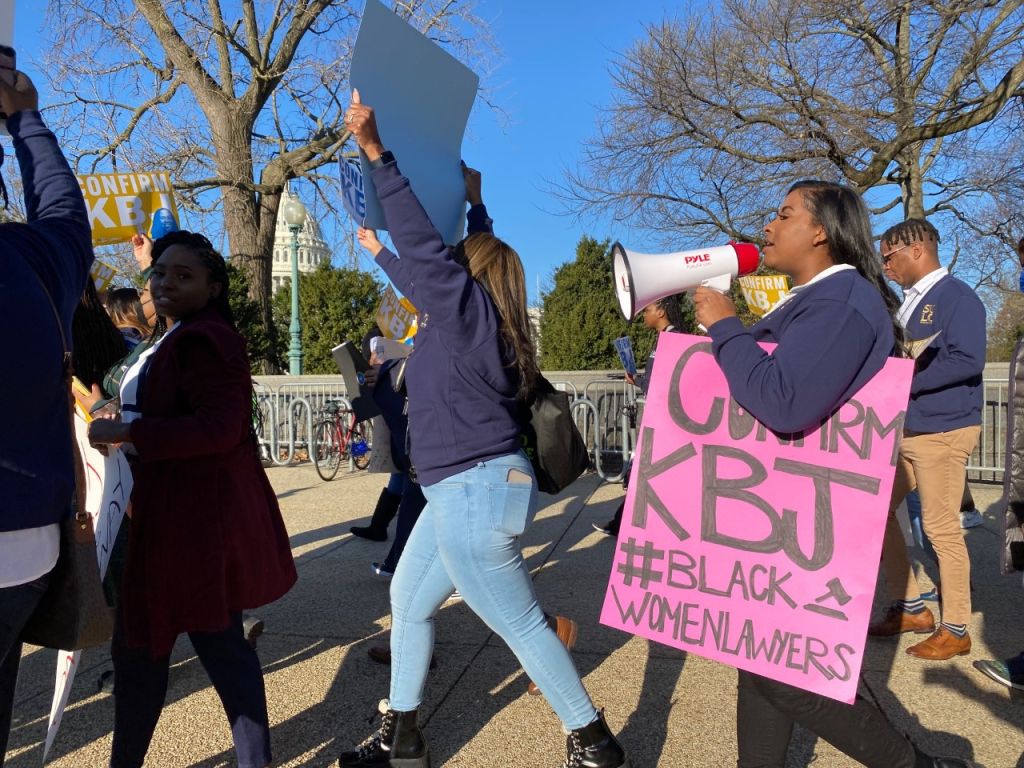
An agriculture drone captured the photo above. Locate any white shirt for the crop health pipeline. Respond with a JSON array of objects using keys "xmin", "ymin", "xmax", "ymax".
[
  {"xmin": 897, "ymin": 267, "xmax": 947, "ymax": 329},
  {"xmin": 763, "ymin": 263, "xmax": 857, "ymax": 317},
  {"xmin": 0, "ymin": 524, "xmax": 59, "ymax": 588},
  {"xmin": 0, "ymin": 326, "xmax": 175, "ymax": 588}
]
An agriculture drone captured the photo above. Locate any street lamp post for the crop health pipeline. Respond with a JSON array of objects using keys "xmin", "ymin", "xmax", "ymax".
[{"xmin": 280, "ymin": 190, "xmax": 308, "ymax": 375}]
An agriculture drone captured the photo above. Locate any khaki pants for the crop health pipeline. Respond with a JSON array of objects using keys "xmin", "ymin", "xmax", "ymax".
[{"xmin": 879, "ymin": 426, "xmax": 980, "ymax": 627}]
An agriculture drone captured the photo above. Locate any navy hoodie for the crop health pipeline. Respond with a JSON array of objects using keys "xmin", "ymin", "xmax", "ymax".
[{"xmin": 370, "ymin": 160, "xmax": 521, "ymax": 485}]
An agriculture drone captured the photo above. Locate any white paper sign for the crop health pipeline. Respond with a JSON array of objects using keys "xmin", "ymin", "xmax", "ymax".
[
  {"xmin": 350, "ymin": 0, "xmax": 479, "ymax": 245},
  {"xmin": 43, "ymin": 411, "xmax": 131, "ymax": 764}
]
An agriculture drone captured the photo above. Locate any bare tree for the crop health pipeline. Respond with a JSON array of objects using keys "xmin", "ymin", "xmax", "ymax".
[
  {"xmin": 563, "ymin": 0, "xmax": 1024, "ymax": 282},
  {"xmin": 42, "ymin": 0, "xmax": 494, "ymax": 368}
]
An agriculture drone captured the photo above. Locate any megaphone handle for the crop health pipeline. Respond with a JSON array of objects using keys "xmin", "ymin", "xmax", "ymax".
[{"xmin": 701, "ymin": 274, "xmax": 732, "ymax": 292}]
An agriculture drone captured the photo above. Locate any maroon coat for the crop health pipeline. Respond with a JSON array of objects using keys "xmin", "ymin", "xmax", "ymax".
[{"xmin": 123, "ymin": 307, "xmax": 296, "ymax": 655}]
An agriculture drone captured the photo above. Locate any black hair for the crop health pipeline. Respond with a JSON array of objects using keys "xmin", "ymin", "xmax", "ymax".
[
  {"xmin": 655, "ymin": 294, "xmax": 688, "ymax": 330},
  {"xmin": 72, "ymin": 280, "xmax": 128, "ymax": 391},
  {"xmin": 151, "ymin": 230, "xmax": 236, "ymax": 329},
  {"xmin": 1016, "ymin": 236, "xmax": 1024, "ymax": 267},
  {"xmin": 879, "ymin": 218, "xmax": 940, "ymax": 249},
  {"xmin": 788, "ymin": 180, "xmax": 905, "ymax": 355}
]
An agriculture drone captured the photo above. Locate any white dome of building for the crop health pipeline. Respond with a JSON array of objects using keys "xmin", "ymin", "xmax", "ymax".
[{"xmin": 271, "ymin": 187, "xmax": 332, "ymax": 293}]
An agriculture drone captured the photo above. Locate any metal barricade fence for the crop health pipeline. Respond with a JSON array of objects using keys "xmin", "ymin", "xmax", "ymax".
[
  {"xmin": 970, "ymin": 378, "xmax": 1008, "ymax": 483},
  {"xmin": 253, "ymin": 378, "xmax": 350, "ymax": 467},
  {"xmin": 253, "ymin": 374, "xmax": 1009, "ymax": 484}
]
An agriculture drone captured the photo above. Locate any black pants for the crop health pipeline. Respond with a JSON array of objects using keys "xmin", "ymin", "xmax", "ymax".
[
  {"xmin": 0, "ymin": 572, "xmax": 50, "ymax": 767},
  {"xmin": 382, "ymin": 476, "xmax": 426, "ymax": 571},
  {"xmin": 110, "ymin": 611, "xmax": 271, "ymax": 768},
  {"xmin": 736, "ymin": 670, "xmax": 916, "ymax": 768}
]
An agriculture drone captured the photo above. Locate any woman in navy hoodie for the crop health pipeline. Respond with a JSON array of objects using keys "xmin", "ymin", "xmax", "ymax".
[
  {"xmin": 339, "ymin": 92, "xmax": 629, "ymax": 768},
  {"xmin": 694, "ymin": 181, "xmax": 976, "ymax": 768}
]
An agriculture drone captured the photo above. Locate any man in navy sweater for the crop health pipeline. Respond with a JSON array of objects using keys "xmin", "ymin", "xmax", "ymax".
[
  {"xmin": 0, "ymin": 71, "xmax": 94, "ymax": 760},
  {"xmin": 870, "ymin": 219, "xmax": 986, "ymax": 661}
]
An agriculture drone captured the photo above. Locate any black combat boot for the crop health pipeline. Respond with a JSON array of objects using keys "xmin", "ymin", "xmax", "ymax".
[
  {"xmin": 339, "ymin": 700, "xmax": 429, "ymax": 767},
  {"xmin": 563, "ymin": 710, "xmax": 630, "ymax": 768},
  {"xmin": 351, "ymin": 488, "xmax": 402, "ymax": 542}
]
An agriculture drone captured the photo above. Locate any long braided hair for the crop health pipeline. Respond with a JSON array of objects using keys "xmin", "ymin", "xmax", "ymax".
[
  {"xmin": 788, "ymin": 180, "xmax": 905, "ymax": 355},
  {"xmin": 151, "ymin": 230, "xmax": 237, "ymax": 330}
]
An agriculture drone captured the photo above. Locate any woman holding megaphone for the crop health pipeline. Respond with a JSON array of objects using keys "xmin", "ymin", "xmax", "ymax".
[
  {"xmin": 693, "ymin": 182, "xmax": 976, "ymax": 768},
  {"xmin": 340, "ymin": 91, "xmax": 630, "ymax": 768}
]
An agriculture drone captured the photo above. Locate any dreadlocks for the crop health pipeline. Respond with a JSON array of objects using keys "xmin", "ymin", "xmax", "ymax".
[
  {"xmin": 151, "ymin": 230, "xmax": 237, "ymax": 330},
  {"xmin": 879, "ymin": 218, "xmax": 940, "ymax": 250}
]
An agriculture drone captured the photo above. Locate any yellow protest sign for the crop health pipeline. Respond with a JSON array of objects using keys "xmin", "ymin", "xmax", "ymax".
[
  {"xmin": 90, "ymin": 260, "xmax": 117, "ymax": 292},
  {"xmin": 738, "ymin": 274, "xmax": 791, "ymax": 317},
  {"xmin": 375, "ymin": 285, "xmax": 418, "ymax": 343},
  {"xmin": 76, "ymin": 171, "xmax": 181, "ymax": 246}
]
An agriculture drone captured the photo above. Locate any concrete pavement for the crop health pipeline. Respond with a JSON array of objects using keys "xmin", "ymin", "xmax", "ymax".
[{"xmin": 5, "ymin": 468, "xmax": 1022, "ymax": 767}]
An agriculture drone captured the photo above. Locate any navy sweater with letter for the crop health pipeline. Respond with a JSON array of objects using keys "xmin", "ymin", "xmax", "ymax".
[
  {"xmin": 708, "ymin": 270, "xmax": 894, "ymax": 433},
  {"xmin": 902, "ymin": 275, "xmax": 985, "ymax": 433},
  {"xmin": 371, "ymin": 160, "xmax": 521, "ymax": 485},
  {"xmin": 2, "ymin": 111, "xmax": 94, "ymax": 532}
]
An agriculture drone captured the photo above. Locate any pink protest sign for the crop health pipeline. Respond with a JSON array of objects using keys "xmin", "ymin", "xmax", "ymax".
[{"xmin": 600, "ymin": 334, "xmax": 914, "ymax": 703}]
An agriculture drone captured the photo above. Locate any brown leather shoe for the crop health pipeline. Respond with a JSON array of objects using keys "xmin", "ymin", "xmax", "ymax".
[
  {"xmin": 906, "ymin": 627, "xmax": 971, "ymax": 660},
  {"xmin": 527, "ymin": 616, "xmax": 579, "ymax": 696},
  {"xmin": 367, "ymin": 644, "xmax": 437, "ymax": 670},
  {"xmin": 867, "ymin": 605, "xmax": 935, "ymax": 637}
]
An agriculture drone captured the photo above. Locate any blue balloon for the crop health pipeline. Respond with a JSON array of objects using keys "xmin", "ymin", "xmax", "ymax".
[{"xmin": 149, "ymin": 208, "xmax": 179, "ymax": 240}]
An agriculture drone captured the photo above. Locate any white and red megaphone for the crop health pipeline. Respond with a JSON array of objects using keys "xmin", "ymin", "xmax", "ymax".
[{"xmin": 611, "ymin": 241, "xmax": 761, "ymax": 319}]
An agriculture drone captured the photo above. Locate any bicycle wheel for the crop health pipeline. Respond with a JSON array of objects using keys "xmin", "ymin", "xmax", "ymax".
[
  {"xmin": 313, "ymin": 420, "xmax": 342, "ymax": 481},
  {"xmin": 350, "ymin": 422, "xmax": 372, "ymax": 470}
]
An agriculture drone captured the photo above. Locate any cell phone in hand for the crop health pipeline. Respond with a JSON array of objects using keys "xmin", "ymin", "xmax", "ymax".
[{"xmin": 0, "ymin": 45, "xmax": 15, "ymax": 122}]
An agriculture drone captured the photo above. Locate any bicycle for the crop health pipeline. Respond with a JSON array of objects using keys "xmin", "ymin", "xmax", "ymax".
[{"xmin": 312, "ymin": 400, "xmax": 372, "ymax": 480}]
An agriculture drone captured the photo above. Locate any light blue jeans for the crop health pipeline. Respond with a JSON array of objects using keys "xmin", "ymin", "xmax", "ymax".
[{"xmin": 388, "ymin": 451, "xmax": 598, "ymax": 729}]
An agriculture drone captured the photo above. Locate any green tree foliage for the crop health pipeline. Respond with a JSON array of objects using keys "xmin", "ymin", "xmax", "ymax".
[
  {"xmin": 988, "ymin": 291, "xmax": 1024, "ymax": 362},
  {"xmin": 272, "ymin": 263, "xmax": 383, "ymax": 374},
  {"xmin": 226, "ymin": 263, "xmax": 278, "ymax": 370},
  {"xmin": 540, "ymin": 236, "xmax": 696, "ymax": 370}
]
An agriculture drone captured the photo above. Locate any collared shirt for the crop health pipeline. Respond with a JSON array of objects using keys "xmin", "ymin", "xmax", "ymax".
[
  {"xmin": 763, "ymin": 263, "xmax": 856, "ymax": 317},
  {"xmin": 897, "ymin": 267, "xmax": 947, "ymax": 329}
]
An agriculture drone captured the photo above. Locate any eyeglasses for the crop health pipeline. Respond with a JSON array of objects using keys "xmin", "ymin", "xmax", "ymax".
[{"xmin": 880, "ymin": 244, "xmax": 909, "ymax": 264}]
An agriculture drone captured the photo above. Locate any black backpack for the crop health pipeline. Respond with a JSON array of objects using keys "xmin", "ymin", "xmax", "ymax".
[{"xmin": 520, "ymin": 375, "xmax": 590, "ymax": 494}]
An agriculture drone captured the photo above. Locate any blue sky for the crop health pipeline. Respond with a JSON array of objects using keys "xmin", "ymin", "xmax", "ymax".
[
  {"xmin": 463, "ymin": 1, "xmax": 681, "ymax": 302},
  {"xmin": 12, "ymin": 2, "xmax": 683, "ymax": 303}
]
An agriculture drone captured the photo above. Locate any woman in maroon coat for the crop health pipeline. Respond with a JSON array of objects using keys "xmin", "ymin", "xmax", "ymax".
[{"xmin": 89, "ymin": 231, "xmax": 296, "ymax": 768}]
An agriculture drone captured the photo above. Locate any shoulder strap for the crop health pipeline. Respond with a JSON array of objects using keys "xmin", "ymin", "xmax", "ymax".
[{"xmin": 26, "ymin": 266, "xmax": 89, "ymax": 533}]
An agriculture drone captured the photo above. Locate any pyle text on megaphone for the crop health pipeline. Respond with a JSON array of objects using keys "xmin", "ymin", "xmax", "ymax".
[{"xmin": 611, "ymin": 241, "xmax": 761, "ymax": 319}]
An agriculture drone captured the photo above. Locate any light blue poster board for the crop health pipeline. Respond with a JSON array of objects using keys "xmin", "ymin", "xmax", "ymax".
[{"xmin": 350, "ymin": 0, "xmax": 479, "ymax": 245}]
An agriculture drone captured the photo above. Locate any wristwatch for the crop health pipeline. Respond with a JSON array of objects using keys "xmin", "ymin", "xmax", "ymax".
[{"xmin": 368, "ymin": 150, "xmax": 395, "ymax": 169}]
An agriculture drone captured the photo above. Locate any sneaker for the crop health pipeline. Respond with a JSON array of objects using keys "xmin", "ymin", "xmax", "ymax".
[
  {"xmin": 973, "ymin": 654, "xmax": 1024, "ymax": 691},
  {"xmin": 371, "ymin": 561, "xmax": 394, "ymax": 579},
  {"xmin": 592, "ymin": 520, "xmax": 619, "ymax": 537},
  {"xmin": 919, "ymin": 587, "xmax": 940, "ymax": 602},
  {"xmin": 243, "ymin": 616, "xmax": 265, "ymax": 649},
  {"xmin": 96, "ymin": 669, "xmax": 115, "ymax": 695},
  {"xmin": 960, "ymin": 508, "xmax": 984, "ymax": 529}
]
